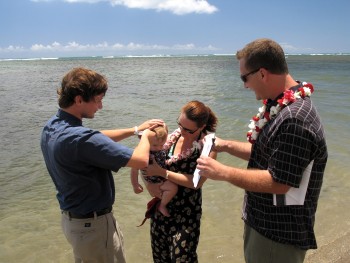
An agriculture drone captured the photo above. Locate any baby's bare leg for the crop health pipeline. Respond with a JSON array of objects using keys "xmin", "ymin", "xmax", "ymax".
[
  {"xmin": 141, "ymin": 177, "xmax": 162, "ymax": 199},
  {"xmin": 158, "ymin": 180, "xmax": 178, "ymax": 217}
]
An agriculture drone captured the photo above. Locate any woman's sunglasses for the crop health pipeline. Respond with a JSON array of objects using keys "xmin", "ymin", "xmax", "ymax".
[{"xmin": 176, "ymin": 120, "xmax": 199, "ymax": 134}]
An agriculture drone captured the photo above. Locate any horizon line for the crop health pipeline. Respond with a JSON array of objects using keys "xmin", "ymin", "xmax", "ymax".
[{"xmin": 1, "ymin": 53, "xmax": 350, "ymax": 61}]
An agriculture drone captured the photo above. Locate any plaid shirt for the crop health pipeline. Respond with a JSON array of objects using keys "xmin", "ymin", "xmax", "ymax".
[{"xmin": 244, "ymin": 93, "xmax": 328, "ymax": 250}]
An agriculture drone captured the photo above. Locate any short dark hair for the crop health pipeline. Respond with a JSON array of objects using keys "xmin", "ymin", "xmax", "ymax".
[
  {"xmin": 236, "ymin": 38, "xmax": 288, "ymax": 74},
  {"xmin": 57, "ymin": 67, "xmax": 108, "ymax": 108}
]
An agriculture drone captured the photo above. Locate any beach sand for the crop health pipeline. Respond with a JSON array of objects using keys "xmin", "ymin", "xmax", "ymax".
[{"xmin": 305, "ymin": 231, "xmax": 350, "ymax": 263}]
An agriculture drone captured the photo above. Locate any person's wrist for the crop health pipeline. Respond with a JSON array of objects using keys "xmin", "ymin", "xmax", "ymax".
[
  {"xmin": 134, "ymin": 126, "xmax": 139, "ymax": 135},
  {"xmin": 164, "ymin": 170, "xmax": 169, "ymax": 179},
  {"xmin": 216, "ymin": 139, "xmax": 226, "ymax": 152}
]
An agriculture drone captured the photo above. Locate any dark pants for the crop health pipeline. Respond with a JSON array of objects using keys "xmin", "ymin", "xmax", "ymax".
[{"xmin": 244, "ymin": 224, "xmax": 306, "ymax": 263}]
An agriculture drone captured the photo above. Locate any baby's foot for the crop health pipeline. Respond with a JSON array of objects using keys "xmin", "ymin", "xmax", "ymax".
[{"xmin": 158, "ymin": 204, "xmax": 170, "ymax": 217}]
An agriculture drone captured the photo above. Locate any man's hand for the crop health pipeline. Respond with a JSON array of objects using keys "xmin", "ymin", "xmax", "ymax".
[
  {"xmin": 196, "ymin": 155, "xmax": 226, "ymax": 181},
  {"xmin": 137, "ymin": 119, "xmax": 164, "ymax": 132},
  {"xmin": 212, "ymin": 136, "xmax": 225, "ymax": 152}
]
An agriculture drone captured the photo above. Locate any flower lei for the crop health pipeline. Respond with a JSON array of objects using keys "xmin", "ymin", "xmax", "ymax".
[
  {"xmin": 247, "ymin": 82, "xmax": 314, "ymax": 144},
  {"xmin": 163, "ymin": 128, "xmax": 203, "ymax": 165}
]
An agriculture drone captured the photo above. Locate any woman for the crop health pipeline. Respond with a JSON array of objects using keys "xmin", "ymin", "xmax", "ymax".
[{"xmin": 145, "ymin": 100, "xmax": 218, "ymax": 263}]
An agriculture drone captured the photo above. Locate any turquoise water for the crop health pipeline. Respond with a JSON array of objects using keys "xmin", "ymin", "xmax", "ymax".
[{"xmin": 0, "ymin": 55, "xmax": 349, "ymax": 262}]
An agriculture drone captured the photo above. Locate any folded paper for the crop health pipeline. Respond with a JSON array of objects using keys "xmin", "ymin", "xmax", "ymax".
[
  {"xmin": 193, "ymin": 133, "xmax": 215, "ymax": 188},
  {"xmin": 273, "ymin": 160, "xmax": 314, "ymax": 206}
]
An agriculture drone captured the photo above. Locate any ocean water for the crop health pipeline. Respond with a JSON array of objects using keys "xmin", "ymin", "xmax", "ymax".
[{"xmin": 0, "ymin": 55, "xmax": 349, "ymax": 263}]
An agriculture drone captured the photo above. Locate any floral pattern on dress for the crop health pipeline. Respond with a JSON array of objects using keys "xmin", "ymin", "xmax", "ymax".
[{"xmin": 150, "ymin": 129, "xmax": 203, "ymax": 263}]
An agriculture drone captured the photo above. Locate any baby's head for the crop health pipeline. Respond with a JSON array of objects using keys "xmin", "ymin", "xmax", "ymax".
[{"xmin": 150, "ymin": 125, "xmax": 168, "ymax": 151}]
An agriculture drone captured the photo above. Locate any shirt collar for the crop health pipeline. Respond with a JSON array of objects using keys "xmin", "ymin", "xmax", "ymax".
[
  {"xmin": 266, "ymin": 82, "xmax": 303, "ymax": 110},
  {"xmin": 57, "ymin": 109, "xmax": 82, "ymax": 126}
]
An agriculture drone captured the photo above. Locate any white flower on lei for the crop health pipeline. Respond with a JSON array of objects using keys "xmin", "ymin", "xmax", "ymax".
[
  {"xmin": 258, "ymin": 105, "xmax": 266, "ymax": 116},
  {"xmin": 301, "ymin": 82, "xmax": 313, "ymax": 96},
  {"xmin": 270, "ymin": 105, "xmax": 280, "ymax": 116},
  {"xmin": 248, "ymin": 120, "xmax": 256, "ymax": 130},
  {"xmin": 192, "ymin": 141, "xmax": 201, "ymax": 150},
  {"xmin": 251, "ymin": 130, "xmax": 259, "ymax": 140},
  {"xmin": 258, "ymin": 118, "xmax": 268, "ymax": 128}
]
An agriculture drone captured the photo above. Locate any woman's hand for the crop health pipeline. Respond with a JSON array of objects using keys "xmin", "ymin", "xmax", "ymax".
[{"xmin": 143, "ymin": 157, "xmax": 166, "ymax": 177}]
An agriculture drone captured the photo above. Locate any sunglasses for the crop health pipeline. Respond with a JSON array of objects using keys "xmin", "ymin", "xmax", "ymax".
[
  {"xmin": 176, "ymin": 120, "xmax": 199, "ymax": 134},
  {"xmin": 240, "ymin": 68, "xmax": 260, "ymax": 83}
]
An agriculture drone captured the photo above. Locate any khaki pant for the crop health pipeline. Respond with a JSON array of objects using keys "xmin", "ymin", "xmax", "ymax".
[
  {"xmin": 61, "ymin": 212, "xmax": 126, "ymax": 263},
  {"xmin": 244, "ymin": 224, "xmax": 306, "ymax": 263}
]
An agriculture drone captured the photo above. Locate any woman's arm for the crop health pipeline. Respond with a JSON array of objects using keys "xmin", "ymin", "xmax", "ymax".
[{"xmin": 145, "ymin": 151, "xmax": 217, "ymax": 190}]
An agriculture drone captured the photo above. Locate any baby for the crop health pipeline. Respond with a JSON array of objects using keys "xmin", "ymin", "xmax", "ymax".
[{"xmin": 130, "ymin": 125, "xmax": 177, "ymax": 217}]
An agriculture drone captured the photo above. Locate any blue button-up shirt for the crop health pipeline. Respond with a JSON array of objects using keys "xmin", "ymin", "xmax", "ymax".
[{"xmin": 41, "ymin": 109, "xmax": 133, "ymax": 214}]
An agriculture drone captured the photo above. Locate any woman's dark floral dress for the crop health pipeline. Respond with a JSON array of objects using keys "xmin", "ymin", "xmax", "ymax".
[{"xmin": 150, "ymin": 129, "xmax": 203, "ymax": 263}]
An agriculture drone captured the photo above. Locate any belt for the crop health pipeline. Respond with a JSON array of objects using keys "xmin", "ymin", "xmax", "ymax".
[{"xmin": 62, "ymin": 207, "xmax": 112, "ymax": 219}]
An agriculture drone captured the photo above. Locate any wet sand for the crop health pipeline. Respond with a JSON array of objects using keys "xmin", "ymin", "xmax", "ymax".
[{"xmin": 305, "ymin": 231, "xmax": 350, "ymax": 263}]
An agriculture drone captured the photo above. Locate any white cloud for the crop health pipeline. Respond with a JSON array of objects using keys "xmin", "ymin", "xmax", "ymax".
[
  {"xmin": 28, "ymin": 41, "xmax": 218, "ymax": 52},
  {"xmin": 111, "ymin": 0, "xmax": 218, "ymax": 15},
  {"xmin": 0, "ymin": 41, "xmax": 218, "ymax": 57},
  {"xmin": 0, "ymin": 45, "xmax": 25, "ymax": 52},
  {"xmin": 32, "ymin": 0, "xmax": 218, "ymax": 15},
  {"xmin": 280, "ymin": 42, "xmax": 314, "ymax": 53}
]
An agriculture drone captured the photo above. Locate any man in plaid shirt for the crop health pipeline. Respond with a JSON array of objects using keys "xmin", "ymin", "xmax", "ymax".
[{"xmin": 197, "ymin": 38, "xmax": 328, "ymax": 263}]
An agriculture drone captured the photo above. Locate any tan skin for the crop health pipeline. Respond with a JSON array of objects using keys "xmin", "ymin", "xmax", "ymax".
[
  {"xmin": 131, "ymin": 131, "xmax": 178, "ymax": 217},
  {"xmin": 131, "ymin": 133, "xmax": 168, "ymax": 194},
  {"xmin": 145, "ymin": 114, "xmax": 217, "ymax": 198},
  {"xmin": 196, "ymin": 58, "xmax": 298, "ymax": 195},
  {"xmin": 62, "ymin": 93, "xmax": 164, "ymax": 170}
]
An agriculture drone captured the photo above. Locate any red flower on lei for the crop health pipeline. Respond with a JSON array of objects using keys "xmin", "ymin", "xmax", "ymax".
[{"xmin": 247, "ymin": 82, "xmax": 314, "ymax": 144}]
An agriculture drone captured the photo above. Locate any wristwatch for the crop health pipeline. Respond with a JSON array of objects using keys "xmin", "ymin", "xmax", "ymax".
[{"xmin": 134, "ymin": 126, "xmax": 139, "ymax": 135}]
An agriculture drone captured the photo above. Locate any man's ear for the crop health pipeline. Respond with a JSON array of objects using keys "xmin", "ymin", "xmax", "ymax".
[
  {"xmin": 74, "ymin": 95, "xmax": 83, "ymax": 105},
  {"xmin": 260, "ymin": 68, "xmax": 268, "ymax": 82},
  {"xmin": 260, "ymin": 68, "xmax": 265, "ymax": 78}
]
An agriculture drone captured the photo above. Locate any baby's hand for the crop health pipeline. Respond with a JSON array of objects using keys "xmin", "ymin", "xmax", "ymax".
[{"xmin": 133, "ymin": 183, "xmax": 144, "ymax": 194}]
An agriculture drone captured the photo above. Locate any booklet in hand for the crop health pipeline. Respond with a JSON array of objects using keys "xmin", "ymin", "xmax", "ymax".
[{"xmin": 193, "ymin": 133, "xmax": 215, "ymax": 188}]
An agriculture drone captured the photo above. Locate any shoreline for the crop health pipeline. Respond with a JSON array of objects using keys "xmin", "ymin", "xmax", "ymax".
[{"xmin": 305, "ymin": 231, "xmax": 350, "ymax": 263}]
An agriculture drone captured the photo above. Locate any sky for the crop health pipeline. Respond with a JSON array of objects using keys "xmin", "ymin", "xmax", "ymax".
[{"xmin": 1, "ymin": 0, "xmax": 350, "ymax": 58}]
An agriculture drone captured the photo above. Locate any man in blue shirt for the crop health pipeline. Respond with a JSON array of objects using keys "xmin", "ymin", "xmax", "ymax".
[{"xmin": 41, "ymin": 67, "xmax": 163, "ymax": 263}]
